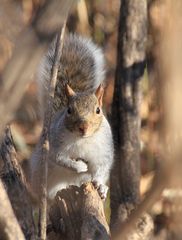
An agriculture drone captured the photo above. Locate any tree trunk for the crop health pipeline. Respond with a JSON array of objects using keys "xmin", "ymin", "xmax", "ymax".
[
  {"xmin": 49, "ymin": 183, "xmax": 110, "ymax": 240},
  {"xmin": 110, "ymin": 0, "xmax": 147, "ymax": 229}
]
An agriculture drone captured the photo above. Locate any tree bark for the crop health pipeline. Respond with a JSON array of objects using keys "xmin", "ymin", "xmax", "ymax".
[
  {"xmin": 49, "ymin": 183, "xmax": 110, "ymax": 240},
  {"xmin": 0, "ymin": 179, "xmax": 25, "ymax": 240},
  {"xmin": 39, "ymin": 23, "xmax": 67, "ymax": 240},
  {"xmin": 0, "ymin": 126, "xmax": 36, "ymax": 239},
  {"xmin": 110, "ymin": 0, "xmax": 147, "ymax": 230}
]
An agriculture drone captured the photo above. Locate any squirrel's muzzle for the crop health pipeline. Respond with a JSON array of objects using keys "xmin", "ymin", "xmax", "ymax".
[{"xmin": 78, "ymin": 121, "xmax": 89, "ymax": 136}]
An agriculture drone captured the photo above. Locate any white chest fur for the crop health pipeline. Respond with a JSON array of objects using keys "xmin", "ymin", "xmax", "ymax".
[
  {"xmin": 47, "ymin": 115, "xmax": 113, "ymax": 199},
  {"xmin": 52, "ymin": 116, "xmax": 112, "ymax": 168}
]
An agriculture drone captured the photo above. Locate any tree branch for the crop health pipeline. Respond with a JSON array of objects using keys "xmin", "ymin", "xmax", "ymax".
[
  {"xmin": 39, "ymin": 21, "xmax": 67, "ymax": 240},
  {"xmin": 0, "ymin": 180, "xmax": 25, "ymax": 240},
  {"xmin": 0, "ymin": 126, "xmax": 36, "ymax": 239}
]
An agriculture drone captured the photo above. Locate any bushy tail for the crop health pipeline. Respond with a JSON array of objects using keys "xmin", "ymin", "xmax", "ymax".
[{"xmin": 37, "ymin": 34, "xmax": 105, "ymax": 118}]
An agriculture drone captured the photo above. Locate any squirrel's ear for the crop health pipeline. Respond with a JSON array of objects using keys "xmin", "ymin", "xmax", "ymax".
[
  {"xmin": 95, "ymin": 84, "xmax": 104, "ymax": 106},
  {"xmin": 65, "ymin": 84, "xmax": 75, "ymax": 98}
]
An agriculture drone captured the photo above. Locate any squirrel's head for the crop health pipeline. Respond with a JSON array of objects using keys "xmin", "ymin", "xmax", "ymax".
[{"xmin": 64, "ymin": 84, "xmax": 104, "ymax": 137}]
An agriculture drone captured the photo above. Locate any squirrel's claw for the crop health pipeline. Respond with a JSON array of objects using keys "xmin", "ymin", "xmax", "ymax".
[{"xmin": 92, "ymin": 181, "xmax": 108, "ymax": 200}]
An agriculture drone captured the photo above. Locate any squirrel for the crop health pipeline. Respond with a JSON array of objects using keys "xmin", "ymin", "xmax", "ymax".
[{"xmin": 31, "ymin": 34, "xmax": 114, "ymax": 200}]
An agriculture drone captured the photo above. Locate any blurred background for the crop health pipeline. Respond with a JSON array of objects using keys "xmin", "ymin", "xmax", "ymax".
[{"xmin": 0, "ymin": 0, "xmax": 175, "ymax": 238}]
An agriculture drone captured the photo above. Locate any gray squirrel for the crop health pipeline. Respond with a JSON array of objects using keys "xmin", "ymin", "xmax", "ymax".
[{"xmin": 31, "ymin": 34, "xmax": 114, "ymax": 200}]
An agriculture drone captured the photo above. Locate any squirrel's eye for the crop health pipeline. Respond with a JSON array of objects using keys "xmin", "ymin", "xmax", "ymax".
[
  {"xmin": 96, "ymin": 107, "xmax": 100, "ymax": 114},
  {"xmin": 67, "ymin": 107, "xmax": 71, "ymax": 114}
]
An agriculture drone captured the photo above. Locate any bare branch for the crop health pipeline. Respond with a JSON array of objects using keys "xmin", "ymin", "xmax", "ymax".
[
  {"xmin": 50, "ymin": 20, "xmax": 67, "ymax": 98},
  {"xmin": 0, "ymin": 126, "xmax": 36, "ymax": 239},
  {"xmin": 39, "ymin": 21, "xmax": 67, "ymax": 240}
]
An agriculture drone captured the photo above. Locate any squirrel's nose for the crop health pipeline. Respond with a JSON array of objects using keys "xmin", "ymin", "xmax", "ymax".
[{"xmin": 78, "ymin": 122, "xmax": 88, "ymax": 135}]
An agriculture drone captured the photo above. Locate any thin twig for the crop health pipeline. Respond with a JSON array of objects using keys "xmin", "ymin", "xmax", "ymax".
[
  {"xmin": 39, "ymin": 21, "xmax": 67, "ymax": 240},
  {"xmin": 50, "ymin": 20, "xmax": 67, "ymax": 98}
]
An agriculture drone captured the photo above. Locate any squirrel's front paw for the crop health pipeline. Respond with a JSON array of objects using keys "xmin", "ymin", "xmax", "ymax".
[
  {"xmin": 92, "ymin": 181, "xmax": 108, "ymax": 200},
  {"xmin": 74, "ymin": 159, "xmax": 88, "ymax": 173}
]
